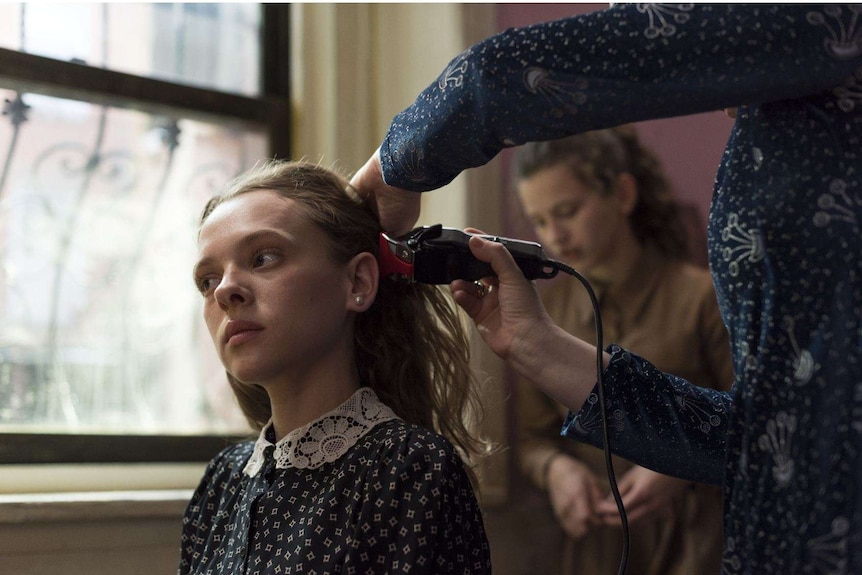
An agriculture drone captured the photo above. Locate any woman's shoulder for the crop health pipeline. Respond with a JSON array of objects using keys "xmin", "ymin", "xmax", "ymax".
[
  {"xmin": 367, "ymin": 418, "xmax": 456, "ymax": 452},
  {"xmin": 201, "ymin": 439, "xmax": 256, "ymax": 477},
  {"xmin": 185, "ymin": 440, "xmax": 255, "ymax": 511},
  {"xmin": 359, "ymin": 419, "xmax": 464, "ymax": 470},
  {"xmin": 354, "ymin": 420, "xmax": 477, "ymax": 500}
]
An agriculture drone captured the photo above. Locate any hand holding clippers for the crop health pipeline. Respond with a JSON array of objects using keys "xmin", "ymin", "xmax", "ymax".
[
  {"xmin": 379, "ymin": 224, "xmax": 621, "ymax": 558},
  {"xmin": 379, "ymin": 224, "xmax": 559, "ymax": 284}
]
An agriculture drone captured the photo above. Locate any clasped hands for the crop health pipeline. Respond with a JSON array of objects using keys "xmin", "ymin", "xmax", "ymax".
[{"xmin": 546, "ymin": 453, "xmax": 689, "ymax": 539}]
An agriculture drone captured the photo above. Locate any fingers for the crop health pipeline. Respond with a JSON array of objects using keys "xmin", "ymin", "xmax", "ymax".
[
  {"xmin": 380, "ymin": 188, "xmax": 422, "ymax": 236},
  {"xmin": 555, "ymin": 488, "xmax": 591, "ymax": 539},
  {"xmin": 596, "ymin": 470, "xmax": 635, "ymax": 517},
  {"xmin": 350, "ymin": 150, "xmax": 421, "ymax": 236},
  {"xmin": 450, "ymin": 231, "xmax": 502, "ymax": 313},
  {"xmin": 472, "ymin": 279, "xmax": 491, "ymax": 298},
  {"xmin": 349, "ymin": 150, "xmax": 384, "ymax": 201},
  {"xmin": 451, "ymin": 277, "xmax": 498, "ymax": 321},
  {"xmin": 595, "ymin": 470, "xmax": 674, "ymax": 526},
  {"xmin": 467, "ymin": 235, "xmax": 531, "ymax": 286},
  {"xmin": 559, "ymin": 505, "xmax": 597, "ymax": 539},
  {"xmin": 547, "ymin": 459, "xmax": 605, "ymax": 540},
  {"xmin": 599, "ymin": 496, "xmax": 662, "ymax": 526},
  {"xmin": 452, "ymin": 227, "xmax": 551, "ymax": 365}
]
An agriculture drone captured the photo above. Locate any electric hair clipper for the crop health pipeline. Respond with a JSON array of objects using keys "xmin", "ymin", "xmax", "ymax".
[{"xmin": 379, "ymin": 224, "xmax": 558, "ymax": 284}]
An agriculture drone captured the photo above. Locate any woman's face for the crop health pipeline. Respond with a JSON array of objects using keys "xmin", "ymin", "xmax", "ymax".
[
  {"xmin": 193, "ymin": 189, "xmax": 355, "ymax": 387},
  {"xmin": 518, "ymin": 163, "xmax": 630, "ymax": 274}
]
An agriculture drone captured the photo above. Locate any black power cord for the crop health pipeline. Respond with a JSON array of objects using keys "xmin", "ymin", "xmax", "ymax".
[{"xmin": 549, "ymin": 258, "xmax": 629, "ymax": 575}]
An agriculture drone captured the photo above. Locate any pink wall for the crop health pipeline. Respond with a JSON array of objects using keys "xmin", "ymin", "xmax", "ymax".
[{"xmin": 496, "ymin": 3, "xmax": 733, "ymax": 248}]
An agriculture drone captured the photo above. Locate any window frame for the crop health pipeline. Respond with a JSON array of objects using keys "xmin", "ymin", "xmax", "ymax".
[{"xmin": 0, "ymin": 3, "xmax": 291, "ymax": 465}]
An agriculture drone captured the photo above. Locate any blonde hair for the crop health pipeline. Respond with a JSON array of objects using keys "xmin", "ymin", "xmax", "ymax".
[{"xmin": 199, "ymin": 160, "xmax": 488, "ymax": 478}]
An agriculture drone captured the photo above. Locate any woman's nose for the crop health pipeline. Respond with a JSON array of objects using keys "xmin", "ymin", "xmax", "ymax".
[
  {"xmin": 213, "ymin": 271, "xmax": 252, "ymax": 309},
  {"xmin": 545, "ymin": 219, "xmax": 569, "ymax": 244}
]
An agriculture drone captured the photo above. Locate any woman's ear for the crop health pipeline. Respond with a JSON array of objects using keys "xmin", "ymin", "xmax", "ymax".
[
  {"xmin": 346, "ymin": 252, "xmax": 379, "ymax": 311},
  {"xmin": 614, "ymin": 172, "xmax": 639, "ymax": 216}
]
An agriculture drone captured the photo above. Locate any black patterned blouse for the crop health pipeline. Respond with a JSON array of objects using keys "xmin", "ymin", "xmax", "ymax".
[
  {"xmin": 179, "ymin": 388, "xmax": 491, "ymax": 574},
  {"xmin": 377, "ymin": 4, "xmax": 862, "ymax": 572}
]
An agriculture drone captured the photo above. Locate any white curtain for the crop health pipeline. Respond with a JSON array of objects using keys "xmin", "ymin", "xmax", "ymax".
[{"xmin": 291, "ymin": 4, "xmax": 503, "ymax": 226}]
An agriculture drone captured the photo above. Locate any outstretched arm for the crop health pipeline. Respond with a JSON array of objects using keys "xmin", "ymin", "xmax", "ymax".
[
  {"xmin": 377, "ymin": 4, "xmax": 858, "ymax": 192},
  {"xmin": 452, "ymin": 234, "xmax": 732, "ymax": 485},
  {"xmin": 563, "ymin": 345, "xmax": 732, "ymax": 486}
]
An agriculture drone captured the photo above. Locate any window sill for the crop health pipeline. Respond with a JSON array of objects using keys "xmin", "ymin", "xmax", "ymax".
[
  {"xmin": 0, "ymin": 462, "xmax": 206, "ymax": 495},
  {"xmin": 0, "ymin": 489, "xmax": 193, "ymax": 524}
]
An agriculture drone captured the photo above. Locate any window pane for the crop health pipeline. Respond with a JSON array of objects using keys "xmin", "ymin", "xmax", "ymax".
[
  {"xmin": 0, "ymin": 87, "xmax": 267, "ymax": 434},
  {"xmin": 0, "ymin": 3, "xmax": 261, "ymax": 97}
]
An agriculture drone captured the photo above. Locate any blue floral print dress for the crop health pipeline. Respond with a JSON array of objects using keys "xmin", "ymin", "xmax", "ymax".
[
  {"xmin": 179, "ymin": 388, "xmax": 491, "ymax": 574},
  {"xmin": 378, "ymin": 4, "xmax": 862, "ymax": 573}
]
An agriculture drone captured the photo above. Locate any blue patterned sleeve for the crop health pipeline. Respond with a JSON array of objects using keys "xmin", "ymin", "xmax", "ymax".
[
  {"xmin": 562, "ymin": 345, "xmax": 733, "ymax": 486},
  {"xmin": 381, "ymin": 3, "xmax": 861, "ymax": 191}
]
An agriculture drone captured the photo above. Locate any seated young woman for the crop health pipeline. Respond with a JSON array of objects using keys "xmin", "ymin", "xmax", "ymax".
[{"xmin": 181, "ymin": 159, "xmax": 492, "ymax": 575}]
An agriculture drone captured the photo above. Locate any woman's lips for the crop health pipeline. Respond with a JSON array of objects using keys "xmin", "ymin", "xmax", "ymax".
[
  {"xmin": 227, "ymin": 329, "xmax": 262, "ymax": 346},
  {"xmin": 558, "ymin": 249, "xmax": 582, "ymax": 264},
  {"xmin": 224, "ymin": 320, "xmax": 264, "ymax": 346}
]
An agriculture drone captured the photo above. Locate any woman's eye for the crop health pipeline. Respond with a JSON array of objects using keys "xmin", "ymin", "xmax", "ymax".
[
  {"xmin": 253, "ymin": 252, "xmax": 278, "ymax": 268},
  {"xmin": 197, "ymin": 277, "xmax": 217, "ymax": 295},
  {"xmin": 558, "ymin": 204, "xmax": 579, "ymax": 219}
]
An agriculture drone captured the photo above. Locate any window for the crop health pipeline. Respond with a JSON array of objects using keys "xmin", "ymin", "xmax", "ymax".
[{"xmin": 0, "ymin": 3, "xmax": 291, "ymax": 464}]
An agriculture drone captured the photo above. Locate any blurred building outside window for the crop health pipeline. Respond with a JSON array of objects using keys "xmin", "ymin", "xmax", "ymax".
[{"xmin": 0, "ymin": 3, "xmax": 290, "ymax": 460}]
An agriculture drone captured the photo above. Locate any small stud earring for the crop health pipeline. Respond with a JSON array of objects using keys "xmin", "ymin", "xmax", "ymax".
[{"xmin": 355, "ymin": 296, "xmax": 363, "ymax": 305}]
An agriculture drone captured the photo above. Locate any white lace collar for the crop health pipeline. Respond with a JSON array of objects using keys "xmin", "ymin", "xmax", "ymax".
[{"xmin": 243, "ymin": 387, "xmax": 400, "ymax": 476}]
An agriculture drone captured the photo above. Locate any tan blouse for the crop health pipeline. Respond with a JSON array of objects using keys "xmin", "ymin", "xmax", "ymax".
[{"xmin": 516, "ymin": 247, "xmax": 734, "ymax": 575}]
